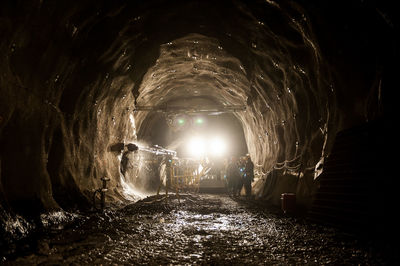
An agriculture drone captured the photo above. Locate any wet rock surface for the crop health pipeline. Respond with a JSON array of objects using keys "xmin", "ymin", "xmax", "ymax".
[{"xmin": 2, "ymin": 194, "xmax": 397, "ymax": 265}]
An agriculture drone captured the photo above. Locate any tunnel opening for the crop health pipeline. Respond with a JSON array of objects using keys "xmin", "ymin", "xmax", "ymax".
[
  {"xmin": 134, "ymin": 96, "xmax": 250, "ymax": 194},
  {"xmin": 137, "ymin": 105, "xmax": 248, "ymax": 159}
]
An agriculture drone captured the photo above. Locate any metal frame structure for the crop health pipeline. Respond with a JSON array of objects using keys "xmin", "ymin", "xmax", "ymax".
[{"xmin": 134, "ymin": 105, "xmax": 246, "ymax": 114}]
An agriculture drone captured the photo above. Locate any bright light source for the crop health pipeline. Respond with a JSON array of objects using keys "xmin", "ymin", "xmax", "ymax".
[
  {"xmin": 187, "ymin": 136, "xmax": 205, "ymax": 157},
  {"xmin": 178, "ymin": 118, "xmax": 185, "ymax": 125},
  {"xmin": 195, "ymin": 118, "xmax": 204, "ymax": 124},
  {"xmin": 186, "ymin": 135, "xmax": 228, "ymax": 158},
  {"xmin": 210, "ymin": 137, "xmax": 226, "ymax": 157}
]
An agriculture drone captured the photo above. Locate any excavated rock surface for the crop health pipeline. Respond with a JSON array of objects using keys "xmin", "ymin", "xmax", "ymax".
[
  {"xmin": 2, "ymin": 194, "xmax": 396, "ymax": 265},
  {"xmin": 0, "ymin": 0, "xmax": 394, "ymax": 245}
]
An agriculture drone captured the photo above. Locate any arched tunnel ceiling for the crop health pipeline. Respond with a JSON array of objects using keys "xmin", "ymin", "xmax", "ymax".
[
  {"xmin": 0, "ymin": 0, "xmax": 395, "ymax": 213},
  {"xmin": 137, "ymin": 33, "xmax": 249, "ymax": 107},
  {"xmin": 127, "ymin": 0, "xmax": 336, "ymax": 169},
  {"xmin": 135, "ymin": 33, "xmax": 251, "ymax": 150}
]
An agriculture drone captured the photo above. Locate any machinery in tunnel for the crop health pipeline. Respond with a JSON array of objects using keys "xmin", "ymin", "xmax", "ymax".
[
  {"xmin": 135, "ymin": 102, "xmax": 249, "ymax": 193},
  {"xmin": 0, "ymin": 0, "xmax": 397, "ymax": 259}
]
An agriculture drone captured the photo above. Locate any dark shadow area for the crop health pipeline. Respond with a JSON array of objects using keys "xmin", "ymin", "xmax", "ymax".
[
  {"xmin": 309, "ymin": 118, "xmax": 398, "ymax": 242},
  {"xmin": 108, "ymin": 143, "xmax": 125, "ymax": 153},
  {"xmin": 47, "ymin": 127, "xmax": 91, "ymax": 211}
]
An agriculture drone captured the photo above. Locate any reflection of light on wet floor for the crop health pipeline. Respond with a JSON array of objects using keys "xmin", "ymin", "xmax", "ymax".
[
  {"xmin": 171, "ymin": 210, "xmax": 256, "ymax": 238},
  {"xmin": 214, "ymin": 216, "xmax": 231, "ymax": 230},
  {"xmin": 6, "ymin": 194, "xmax": 389, "ymax": 265}
]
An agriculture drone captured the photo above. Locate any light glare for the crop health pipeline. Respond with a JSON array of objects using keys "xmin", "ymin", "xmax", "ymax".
[
  {"xmin": 188, "ymin": 137, "xmax": 205, "ymax": 157},
  {"xmin": 195, "ymin": 118, "xmax": 204, "ymax": 124},
  {"xmin": 186, "ymin": 135, "xmax": 227, "ymax": 158},
  {"xmin": 210, "ymin": 137, "xmax": 226, "ymax": 157}
]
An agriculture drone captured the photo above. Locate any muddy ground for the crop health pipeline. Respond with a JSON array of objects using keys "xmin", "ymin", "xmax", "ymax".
[{"xmin": 2, "ymin": 193, "xmax": 398, "ymax": 265}]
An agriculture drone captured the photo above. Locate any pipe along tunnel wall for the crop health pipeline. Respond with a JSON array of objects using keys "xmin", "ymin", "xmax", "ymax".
[{"xmin": 0, "ymin": 0, "xmax": 395, "ymax": 240}]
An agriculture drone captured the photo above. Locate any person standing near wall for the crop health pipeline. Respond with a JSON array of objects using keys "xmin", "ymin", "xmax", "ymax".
[
  {"xmin": 244, "ymin": 154, "xmax": 254, "ymax": 198},
  {"xmin": 120, "ymin": 143, "xmax": 139, "ymax": 177}
]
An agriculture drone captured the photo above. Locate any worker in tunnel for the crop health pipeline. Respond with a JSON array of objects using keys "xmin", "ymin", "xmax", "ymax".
[
  {"xmin": 120, "ymin": 143, "xmax": 139, "ymax": 177},
  {"xmin": 165, "ymin": 154, "xmax": 173, "ymax": 193},
  {"xmin": 226, "ymin": 156, "xmax": 241, "ymax": 196},
  {"xmin": 243, "ymin": 154, "xmax": 254, "ymax": 198},
  {"xmin": 209, "ymin": 158, "xmax": 223, "ymax": 181}
]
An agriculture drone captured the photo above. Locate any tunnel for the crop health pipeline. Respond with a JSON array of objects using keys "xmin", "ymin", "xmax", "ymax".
[{"xmin": 0, "ymin": 0, "xmax": 397, "ymax": 264}]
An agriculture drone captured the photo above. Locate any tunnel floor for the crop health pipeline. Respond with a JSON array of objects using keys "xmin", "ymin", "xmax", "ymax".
[{"xmin": 3, "ymin": 194, "xmax": 395, "ymax": 265}]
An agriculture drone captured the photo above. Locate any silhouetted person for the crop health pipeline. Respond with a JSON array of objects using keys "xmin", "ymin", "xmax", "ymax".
[
  {"xmin": 243, "ymin": 154, "xmax": 254, "ymax": 197},
  {"xmin": 212, "ymin": 159, "xmax": 223, "ymax": 180},
  {"xmin": 120, "ymin": 143, "xmax": 138, "ymax": 176},
  {"xmin": 226, "ymin": 157, "xmax": 241, "ymax": 196},
  {"xmin": 237, "ymin": 156, "xmax": 246, "ymax": 195}
]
